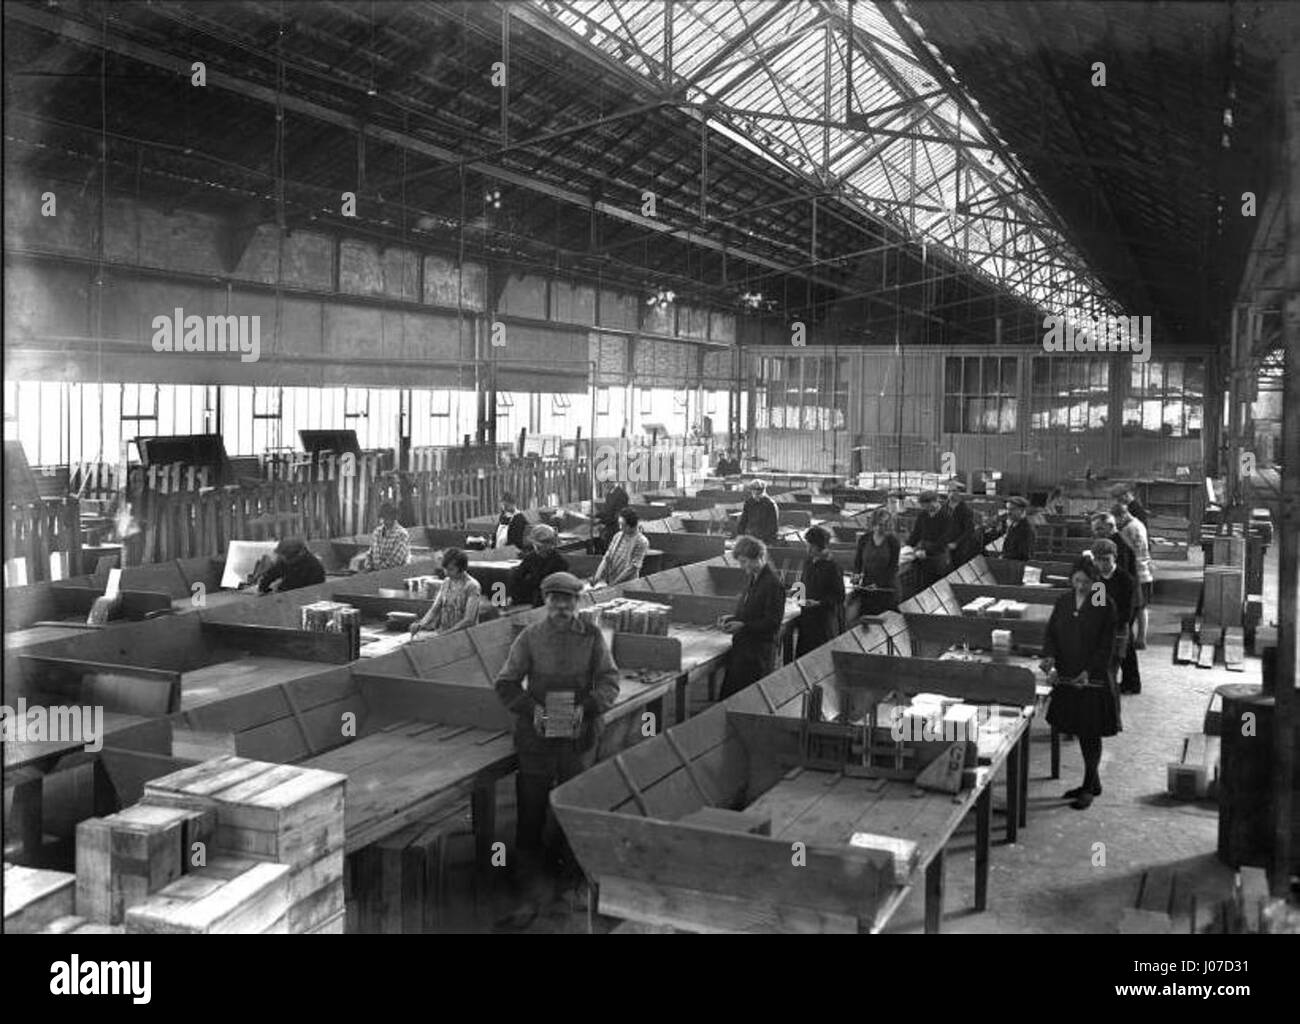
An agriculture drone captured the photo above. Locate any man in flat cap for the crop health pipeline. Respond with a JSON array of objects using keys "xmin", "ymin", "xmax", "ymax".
[
  {"xmin": 907, "ymin": 490, "xmax": 952, "ymax": 587},
  {"xmin": 507, "ymin": 523, "xmax": 570, "ymax": 607},
  {"xmin": 1109, "ymin": 482, "xmax": 1150, "ymax": 527},
  {"xmin": 736, "ymin": 478, "xmax": 779, "ymax": 544},
  {"xmin": 256, "ymin": 537, "xmax": 326, "ymax": 594},
  {"xmin": 492, "ymin": 571, "xmax": 618, "ymax": 926},
  {"xmin": 990, "ymin": 496, "xmax": 1036, "ymax": 562}
]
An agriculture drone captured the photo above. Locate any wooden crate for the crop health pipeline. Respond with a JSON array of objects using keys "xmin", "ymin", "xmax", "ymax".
[
  {"xmin": 1201, "ymin": 566, "xmax": 1243, "ymax": 627},
  {"xmin": 75, "ymin": 804, "xmax": 212, "ymax": 923},
  {"xmin": 141, "ymin": 757, "xmax": 346, "ymax": 933},
  {"xmin": 3, "ymin": 863, "xmax": 75, "ymax": 933},
  {"xmin": 124, "ymin": 856, "xmax": 291, "ymax": 934}
]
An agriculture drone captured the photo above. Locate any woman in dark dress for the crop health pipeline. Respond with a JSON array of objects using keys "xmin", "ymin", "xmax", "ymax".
[
  {"xmin": 1041, "ymin": 559, "xmax": 1121, "ymax": 809},
  {"xmin": 795, "ymin": 526, "xmax": 845, "ymax": 657},
  {"xmin": 719, "ymin": 535, "xmax": 786, "ymax": 699}
]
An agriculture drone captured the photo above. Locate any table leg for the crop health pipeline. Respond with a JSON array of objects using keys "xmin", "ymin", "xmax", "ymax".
[
  {"xmin": 1018, "ymin": 732, "xmax": 1030, "ymax": 828},
  {"xmin": 975, "ymin": 786, "xmax": 991, "ymax": 912},
  {"xmin": 1005, "ymin": 742, "xmax": 1020, "ymax": 844},
  {"xmin": 924, "ymin": 849, "xmax": 945, "ymax": 934},
  {"xmin": 1050, "ymin": 726, "xmax": 1061, "ymax": 779},
  {"xmin": 471, "ymin": 776, "xmax": 496, "ymax": 873},
  {"xmin": 11, "ymin": 777, "xmax": 44, "ymax": 863},
  {"xmin": 675, "ymin": 674, "xmax": 689, "ymax": 725}
]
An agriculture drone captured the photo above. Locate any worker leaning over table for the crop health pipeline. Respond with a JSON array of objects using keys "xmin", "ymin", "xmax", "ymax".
[{"xmin": 492, "ymin": 570, "xmax": 619, "ymax": 928}]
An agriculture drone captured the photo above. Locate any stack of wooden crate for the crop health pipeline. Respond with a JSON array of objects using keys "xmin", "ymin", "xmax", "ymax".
[
  {"xmin": 52, "ymin": 756, "xmax": 345, "ymax": 934},
  {"xmin": 75, "ymin": 803, "xmax": 216, "ymax": 924},
  {"xmin": 138, "ymin": 757, "xmax": 346, "ymax": 934}
]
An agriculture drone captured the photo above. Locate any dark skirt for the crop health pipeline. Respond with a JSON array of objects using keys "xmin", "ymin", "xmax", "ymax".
[
  {"xmin": 795, "ymin": 608, "xmax": 839, "ymax": 658},
  {"xmin": 1046, "ymin": 675, "xmax": 1123, "ymax": 737},
  {"xmin": 720, "ymin": 640, "xmax": 776, "ymax": 699}
]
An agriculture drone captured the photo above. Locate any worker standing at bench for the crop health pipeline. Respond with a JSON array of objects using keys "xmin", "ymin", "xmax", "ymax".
[
  {"xmin": 508, "ymin": 524, "xmax": 569, "ymax": 607},
  {"xmin": 795, "ymin": 526, "xmax": 845, "ymax": 656},
  {"xmin": 352, "ymin": 501, "xmax": 410, "ymax": 572},
  {"xmin": 736, "ymin": 478, "xmax": 779, "ymax": 544},
  {"xmin": 719, "ymin": 535, "xmax": 786, "ymax": 698},
  {"xmin": 907, "ymin": 490, "xmax": 952, "ymax": 588},
  {"xmin": 256, "ymin": 537, "xmax": 326, "ymax": 594},
  {"xmin": 944, "ymin": 481, "xmax": 980, "ymax": 567},
  {"xmin": 492, "ymin": 570, "xmax": 619, "ymax": 928},
  {"xmin": 991, "ymin": 495, "xmax": 1036, "ymax": 561},
  {"xmin": 589, "ymin": 507, "xmax": 649, "ymax": 586}
]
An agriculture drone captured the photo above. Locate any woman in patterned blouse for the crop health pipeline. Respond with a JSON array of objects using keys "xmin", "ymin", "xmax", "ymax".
[{"xmin": 410, "ymin": 548, "xmax": 482, "ymax": 636}]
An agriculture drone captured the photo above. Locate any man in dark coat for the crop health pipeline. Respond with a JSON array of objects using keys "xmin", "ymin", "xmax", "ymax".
[
  {"xmin": 736, "ymin": 479, "xmax": 780, "ymax": 544},
  {"xmin": 944, "ymin": 482, "xmax": 980, "ymax": 567},
  {"xmin": 719, "ymin": 535, "xmax": 786, "ymax": 698},
  {"xmin": 1090, "ymin": 538, "xmax": 1141, "ymax": 694},
  {"xmin": 907, "ymin": 490, "xmax": 952, "ymax": 587},
  {"xmin": 492, "ymin": 570, "xmax": 619, "ymax": 927},
  {"xmin": 996, "ymin": 496, "xmax": 1036, "ymax": 561},
  {"xmin": 507, "ymin": 524, "xmax": 570, "ymax": 607},
  {"xmin": 257, "ymin": 537, "xmax": 326, "ymax": 593}
]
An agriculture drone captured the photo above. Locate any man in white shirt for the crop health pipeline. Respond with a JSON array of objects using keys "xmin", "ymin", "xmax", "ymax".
[{"xmin": 1112, "ymin": 503, "xmax": 1154, "ymax": 649}]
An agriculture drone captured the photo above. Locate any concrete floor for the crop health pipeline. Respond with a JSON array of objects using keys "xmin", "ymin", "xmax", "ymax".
[{"xmin": 437, "ymin": 547, "xmax": 1279, "ymax": 935}]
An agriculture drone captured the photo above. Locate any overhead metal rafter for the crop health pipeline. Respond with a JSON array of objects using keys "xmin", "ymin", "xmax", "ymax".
[{"xmin": 531, "ymin": 0, "xmax": 1119, "ymax": 319}]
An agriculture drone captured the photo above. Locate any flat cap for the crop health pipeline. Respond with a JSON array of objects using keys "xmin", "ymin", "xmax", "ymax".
[
  {"xmin": 919, "ymin": 490, "xmax": 939, "ymax": 502},
  {"xmin": 1006, "ymin": 496, "xmax": 1029, "ymax": 508},
  {"xmin": 529, "ymin": 524, "xmax": 558, "ymax": 543},
  {"xmin": 541, "ymin": 571, "xmax": 584, "ymax": 596}
]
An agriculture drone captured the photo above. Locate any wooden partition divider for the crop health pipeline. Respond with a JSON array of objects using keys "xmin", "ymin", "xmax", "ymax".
[
  {"xmin": 200, "ymin": 622, "xmax": 354, "ymax": 664},
  {"xmin": 3, "ymin": 498, "xmax": 82, "ymax": 581}
]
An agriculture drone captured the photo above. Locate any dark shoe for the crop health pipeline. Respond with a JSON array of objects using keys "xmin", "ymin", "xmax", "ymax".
[
  {"xmin": 1063, "ymin": 786, "xmax": 1088, "ymax": 800},
  {"xmin": 1090, "ymin": 780, "xmax": 1102, "ymax": 796},
  {"xmin": 1071, "ymin": 792, "xmax": 1095, "ymax": 810}
]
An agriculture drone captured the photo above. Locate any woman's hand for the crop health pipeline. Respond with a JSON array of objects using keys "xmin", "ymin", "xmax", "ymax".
[{"xmin": 723, "ymin": 620, "xmax": 744, "ymax": 634}]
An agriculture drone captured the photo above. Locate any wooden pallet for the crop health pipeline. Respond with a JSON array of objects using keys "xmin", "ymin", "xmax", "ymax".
[
  {"xmin": 1223, "ymin": 627, "xmax": 1244, "ymax": 671},
  {"xmin": 1174, "ymin": 632, "xmax": 1197, "ymax": 664}
]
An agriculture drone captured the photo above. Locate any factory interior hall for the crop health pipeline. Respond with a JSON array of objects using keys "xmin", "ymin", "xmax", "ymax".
[{"xmin": 2, "ymin": 0, "xmax": 1298, "ymax": 949}]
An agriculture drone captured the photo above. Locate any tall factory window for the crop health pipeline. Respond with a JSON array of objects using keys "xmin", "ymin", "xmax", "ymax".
[
  {"xmin": 756, "ymin": 356, "xmax": 848, "ymax": 429},
  {"xmin": 251, "ymin": 385, "xmax": 282, "ymax": 455},
  {"xmin": 943, "ymin": 356, "xmax": 1018, "ymax": 434},
  {"xmin": 1122, "ymin": 359, "xmax": 1204, "ymax": 438},
  {"xmin": 1030, "ymin": 359, "xmax": 1108, "ymax": 432}
]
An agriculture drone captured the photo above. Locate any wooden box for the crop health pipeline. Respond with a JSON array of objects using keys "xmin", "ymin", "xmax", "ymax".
[
  {"xmin": 75, "ymin": 804, "xmax": 210, "ymax": 923},
  {"xmin": 124, "ymin": 856, "xmax": 291, "ymax": 934},
  {"xmin": 1202, "ymin": 566, "xmax": 1243, "ymax": 627},
  {"xmin": 3, "ymin": 863, "xmax": 75, "ymax": 934},
  {"xmin": 142, "ymin": 758, "xmax": 345, "ymax": 932}
]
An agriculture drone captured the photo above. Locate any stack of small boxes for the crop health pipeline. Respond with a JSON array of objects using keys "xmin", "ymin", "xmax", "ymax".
[
  {"xmin": 579, "ymin": 598, "xmax": 671, "ymax": 636},
  {"xmin": 301, "ymin": 601, "xmax": 361, "ymax": 660}
]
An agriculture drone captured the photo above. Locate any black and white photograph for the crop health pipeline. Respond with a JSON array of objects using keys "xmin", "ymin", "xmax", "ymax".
[{"xmin": 2, "ymin": 0, "xmax": 1297, "ymax": 977}]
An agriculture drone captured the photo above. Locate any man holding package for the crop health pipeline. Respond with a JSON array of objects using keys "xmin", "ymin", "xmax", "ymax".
[{"xmin": 492, "ymin": 571, "xmax": 619, "ymax": 927}]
